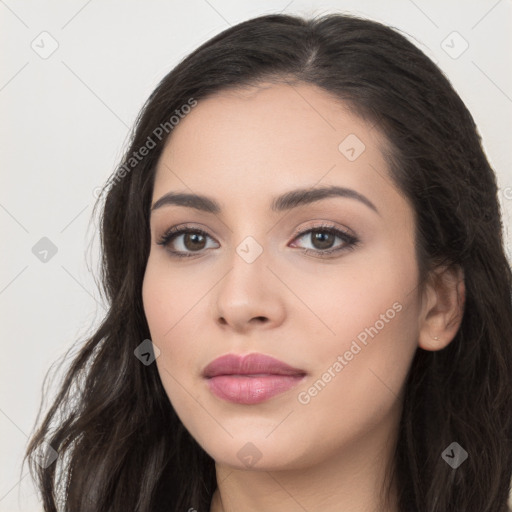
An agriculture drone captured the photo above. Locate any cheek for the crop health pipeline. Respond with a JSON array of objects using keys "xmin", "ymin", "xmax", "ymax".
[
  {"xmin": 142, "ymin": 260, "xmax": 199, "ymax": 419},
  {"xmin": 142, "ymin": 253, "xmax": 206, "ymax": 342},
  {"xmin": 142, "ymin": 254, "xmax": 210, "ymax": 389},
  {"xmin": 289, "ymin": 241, "xmax": 419, "ymax": 353},
  {"xmin": 292, "ymin": 249, "xmax": 420, "ymax": 445},
  {"xmin": 295, "ymin": 306, "xmax": 417, "ymax": 458}
]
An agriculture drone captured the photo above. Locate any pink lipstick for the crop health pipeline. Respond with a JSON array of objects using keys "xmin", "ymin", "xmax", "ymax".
[{"xmin": 202, "ymin": 353, "xmax": 307, "ymax": 405}]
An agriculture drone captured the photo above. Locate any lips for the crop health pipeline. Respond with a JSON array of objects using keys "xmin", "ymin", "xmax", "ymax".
[
  {"xmin": 202, "ymin": 353, "xmax": 307, "ymax": 405},
  {"xmin": 202, "ymin": 353, "xmax": 306, "ymax": 378}
]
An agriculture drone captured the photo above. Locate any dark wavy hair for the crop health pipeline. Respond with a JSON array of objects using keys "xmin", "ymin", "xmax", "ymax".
[{"xmin": 24, "ymin": 12, "xmax": 512, "ymax": 512}]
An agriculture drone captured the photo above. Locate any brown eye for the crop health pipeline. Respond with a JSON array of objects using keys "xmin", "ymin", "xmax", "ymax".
[
  {"xmin": 157, "ymin": 227, "xmax": 219, "ymax": 258},
  {"xmin": 309, "ymin": 230, "xmax": 336, "ymax": 250},
  {"xmin": 290, "ymin": 225, "xmax": 359, "ymax": 257},
  {"xmin": 157, "ymin": 224, "xmax": 359, "ymax": 259},
  {"xmin": 182, "ymin": 232, "xmax": 207, "ymax": 251}
]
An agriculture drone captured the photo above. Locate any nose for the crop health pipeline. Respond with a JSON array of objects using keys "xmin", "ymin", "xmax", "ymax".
[{"xmin": 213, "ymin": 240, "xmax": 286, "ymax": 333}]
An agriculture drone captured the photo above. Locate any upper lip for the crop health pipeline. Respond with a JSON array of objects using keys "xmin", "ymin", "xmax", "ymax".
[{"xmin": 202, "ymin": 353, "xmax": 307, "ymax": 378}]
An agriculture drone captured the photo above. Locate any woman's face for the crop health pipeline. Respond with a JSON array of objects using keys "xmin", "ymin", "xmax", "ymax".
[{"xmin": 142, "ymin": 82, "xmax": 422, "ymax": 471}]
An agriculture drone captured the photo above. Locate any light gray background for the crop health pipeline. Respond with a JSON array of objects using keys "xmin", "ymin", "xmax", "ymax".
[{"xmin": 1, "ymin": 1, "xmax": 511, "ymax": 510}]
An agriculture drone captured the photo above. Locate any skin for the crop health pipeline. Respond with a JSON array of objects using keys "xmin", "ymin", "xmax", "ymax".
[{"xmin": 142, "ymin": 82, "xmax": 465, "ymax": 512}]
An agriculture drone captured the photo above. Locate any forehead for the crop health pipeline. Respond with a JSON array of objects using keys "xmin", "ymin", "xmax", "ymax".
[{"xmin": 152, "ymin": 82, "xmax": 402, "ymax": 216}]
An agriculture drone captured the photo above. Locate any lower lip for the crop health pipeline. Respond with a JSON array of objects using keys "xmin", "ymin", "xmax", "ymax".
[{"xmin": 205, "ymin": 374, "xmax": 306, "ymax": 404}]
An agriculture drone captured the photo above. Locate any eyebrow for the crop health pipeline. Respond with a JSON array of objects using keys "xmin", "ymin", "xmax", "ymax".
[{"xmin": 151, "ymin": 185, "xmax": 379, "ymax": 215}]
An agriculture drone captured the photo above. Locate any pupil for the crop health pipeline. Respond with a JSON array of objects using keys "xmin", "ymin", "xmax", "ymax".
[
  {"xmin": 313, "ymin": 231, "xmax": 334, "ymax": 249},
  {"xmin": 185, "ymin": 233, "xmax": 205, "ymax": 250}
]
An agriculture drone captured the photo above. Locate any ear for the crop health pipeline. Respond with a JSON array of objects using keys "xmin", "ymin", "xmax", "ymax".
[{"xmin": 418, "ymin": 265, "xmax": 466, "ymax": 351}]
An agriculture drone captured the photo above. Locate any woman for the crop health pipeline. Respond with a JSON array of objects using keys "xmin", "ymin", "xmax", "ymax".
[{"xmin": 24, "ymin": 12, "xmax": 512, "ymax": 512}]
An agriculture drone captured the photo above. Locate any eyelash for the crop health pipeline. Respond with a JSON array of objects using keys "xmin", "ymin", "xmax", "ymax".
[{"xmin": 156, "ymin": 223, "xmax": 360, "ymax": 259}]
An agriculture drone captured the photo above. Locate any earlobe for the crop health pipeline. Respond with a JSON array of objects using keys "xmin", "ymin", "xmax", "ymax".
[{"xmin": 418, "ymin": 265, "xmax": 466, "ymax": 351}]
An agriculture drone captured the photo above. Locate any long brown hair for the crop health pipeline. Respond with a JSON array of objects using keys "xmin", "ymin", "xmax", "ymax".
[{"xmin": 24, "ymin": 12, "xmax": 512, "ymax": 511}]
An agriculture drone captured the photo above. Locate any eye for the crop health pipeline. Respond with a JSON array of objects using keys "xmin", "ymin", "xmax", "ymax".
[
  {"xmin": 156, "ymin": 225, "xmax": 219, "ymax": 258},
  {"xmin": 289, "ymin": 223, "xmax": 359, "ymax": 258},
  {"xmin": 156, "ymin": 222, "xmax": 359, "ymax": 259}
]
